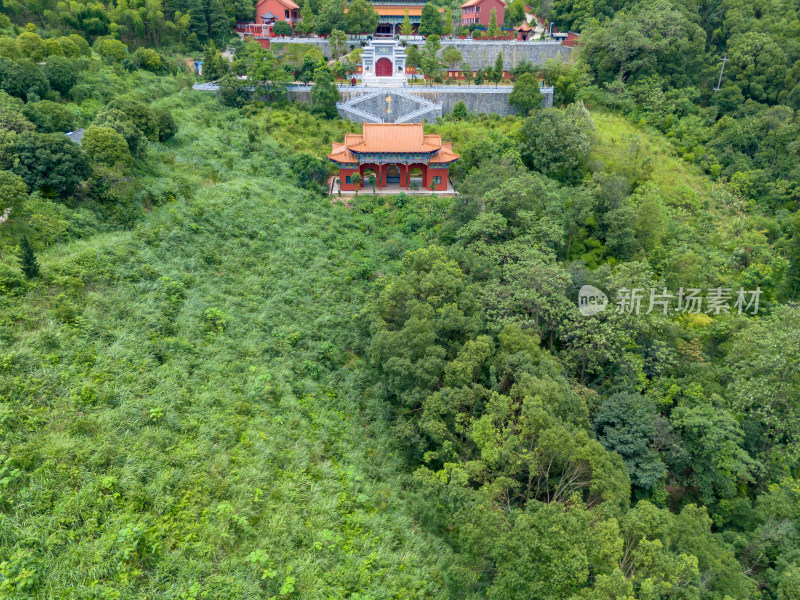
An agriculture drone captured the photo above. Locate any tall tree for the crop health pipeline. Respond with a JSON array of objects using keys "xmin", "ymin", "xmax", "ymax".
[
  {"xmin": 518, "ymin": 103, "xmax": 594, "ymax": 184},
  {"xmin": 19, "ymin": 236, "xmax": 39, "ymax": 278},
  {"xmin": 295, "ymin": 0, "xmax": 316, "ymax": 34},
  {"xmin": 187, "ymin": 0, "xmax": 208, "ymax": 43},
  {"xmin": 315, "ymin": 0, "xmax": 345, "ymax": 35},
  {"xmin": 344, "ymin": 0, "xmax": 378, "ymax": 33},
  {"xmin": 420, "ymin": 34, "xmax": 441, "ymax": 81},
  {"xmin": 508, "ymin": 72, "xmax": 542, "ymax": 113},
  {"xmin": 328, "ymin": 28, "xmax": 347, "ymax": 60},
  {"xmin": 487, "ymin": 7, "xmax": 499, "ymax": 36},
  {"xmin": 441, "ymin": 7, "xmax": 453, "ymax": 36},
  {"xmin": 490, "ymin": 51, "xmax": 504, "ymax": 86},
  {"xmin": 310, "ymin": 66, "xmax": 340, "ymax": 118},
  {"xmin": 418, "ymin": 3, "xmax": 441, "ymax": 35},
  {"xmin": 207, "ymin": 0, "xmax": 230, "ymax": 44},
  {"xmin": 400, "ymin": 9, "xmax": 413, "ymax": 35},
  {"xmin": 442, "ymin": 45, "xmax": 461, "ymax": 69}
]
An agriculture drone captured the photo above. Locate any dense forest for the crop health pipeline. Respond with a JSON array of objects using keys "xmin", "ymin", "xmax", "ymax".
[{"xmin": 0, "ymin": 0, "xmax": 800, "ymax": 597}]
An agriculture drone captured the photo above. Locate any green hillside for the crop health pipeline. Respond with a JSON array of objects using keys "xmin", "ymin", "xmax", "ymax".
[{"xmin": 1, "ymin": 93, "xmax": 464, "ymax": 598}]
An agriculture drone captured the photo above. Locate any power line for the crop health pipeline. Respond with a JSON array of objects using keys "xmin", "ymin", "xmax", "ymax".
[{"xmin": 713, "ymin": 55, "xmax": 729, "ymax": 92}]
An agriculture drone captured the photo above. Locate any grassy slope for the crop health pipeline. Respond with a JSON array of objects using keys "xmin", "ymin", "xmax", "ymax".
[
  {"xmin": 0, "ymin": 93, "xmax": 461, "ymax": 599},
  {"xmin": 589, "ymin": 110, "xmax": 771, "ymax": 291}
]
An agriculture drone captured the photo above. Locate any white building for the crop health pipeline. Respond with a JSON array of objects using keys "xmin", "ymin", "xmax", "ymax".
[{"xmin": 361, "ymin": 40, "xmax": 407, "ymax": 86}]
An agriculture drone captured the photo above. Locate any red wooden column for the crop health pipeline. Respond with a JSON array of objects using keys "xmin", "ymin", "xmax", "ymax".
[
  {"xmin": 403, "ymin": 164, "xmax": 409, "ymax": 188},
  {"xmin": 379, "ymin": 164, "xmax": 385, "ymax": 188}
]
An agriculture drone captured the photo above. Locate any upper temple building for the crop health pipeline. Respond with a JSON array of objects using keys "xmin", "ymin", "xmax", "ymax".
[{"xmin": 369, "ymin": 0, "xmax": 428, "ymax": 35}]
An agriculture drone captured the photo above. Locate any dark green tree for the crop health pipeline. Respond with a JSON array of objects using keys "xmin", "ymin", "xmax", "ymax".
[
  {"xmin": 518, "ymin": 103, "xmax": 594, "ymax": 184},
  {"xmin": 107, "ymin": 97, "xmax": 159, "ymax": 141},
  {"xmin": 218, "ymin": 73, "xmax": 250, "ymax": 107},
  {"xmin": 152, "ymin": 108, "xmax": 177, "ymax": 141},
  {"xmin": 43, "ymin": 56, "xmax": 77, "ymax": 96},
  {"xmin": 593, "ymin": 393, "xmax": 666, "ymax": 492},
  {"xmin": 580, "ymin": 0, "xmax": 707, "ymax": 88},
  {"xmin": 508, "ymin": 72, "xmax": 542, "ymax": 113},
  {"xmin": 490, "ymin": 51, "xmax": 504, "ymax": 86},
  {"xmin": 0, "ymin": 57, "xmax": 49, "ymax": 100},
  {"xmin": 315, "ymin": 0, "xmax": 345, "ymax": 35},
  {"xmin": 22, "ymin": 100, "xmax": 74, "ymax": 133},
  {"xmin": 2, "ymin": 131, "xmax": 89, "ymax": 195},
  {"xmin": 418, "ymin": 3, "xmax": 442, "ymax": 35},
  {"xmin": 451, "ymin": 99, "xmax": 467, "ymax": 119},
  {"xmin": 19, "ymin": 236, "xmax": 39, "ymax": 279},
  {"xmin": 207, "ymin": 0, "xmax": 231, "ymax": 44},
  {"xmin": 273, "ymin": 20, "xmax": 293, "ymax": 36},
  {"xmin": 95, "ymin": 109, "xmax": 146, "ymax": 156},
  {"xmin": 188, "ymin": 0, "xmax": 209, "ymax": 43},
  {"xmin": 344, "ymin": 0, "xmax": 378, "ymax": 33},
  {"xmin": 310, "ymin": 67, "xmax": 340, "ymax": 118}
]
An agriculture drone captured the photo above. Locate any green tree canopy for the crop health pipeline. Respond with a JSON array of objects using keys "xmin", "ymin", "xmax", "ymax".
[
  {"xmin": 345, "ymin": 0, "xmax": 379, "ymax": 34},
  {"xmin": 82, "ymin": 125, "xmax": 133, "ymax": 167},
  {"xmin": 418, "ymin": 3, "xmax": 442, "ymax": 36},
  {"xmin": 518, "ymin": 103, "xmax": 594, "ymax": 184},
  {"xmin": 1, "ymin": 131, "xmax": 89, "ymax": 195},
  {"xmin": 580, "ymin": 0, "xmax": 707, "ymax": 88},
  {"xmin": 310, "ymin": 66, "xmax": 340, "ymax": 118},
  {"xmin": 508, "ymin": 72, "xmax": 542, "ymax": 113}
]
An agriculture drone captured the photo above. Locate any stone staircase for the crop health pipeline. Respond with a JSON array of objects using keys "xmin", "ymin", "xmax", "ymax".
[{"xmin": 336, "ymin": 88, "xmax": 442, "ymax": 124}]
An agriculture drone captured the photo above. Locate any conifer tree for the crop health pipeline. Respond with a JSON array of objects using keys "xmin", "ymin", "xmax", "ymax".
[
  {"xmin": 207, "ymin": 0, "xmax": 230, "ymax": 43},
  {"xmin": 441, "ymin": 7, "xmax": 453, "ymax": 36},
  {"xmin": 20, "ymin": 236, "xmax": 39, "ymax": 279},
  {"xmin": 487, "ymin": 7, "xmax": 499, "ymax": 36},
  {"xmin": 492, "ymin": 51, "xmax": 504, "ymax": 86},
  {"xmin": 296, "ymin": 0, "xmax": 316, "ymax": 34},
  {"xmin": 188, "ymin": 0, "xmax": 208, "ymax": 43},
  {"xmin": 400, "ymin": 10, "xmax": 413, "ymax": 36}
]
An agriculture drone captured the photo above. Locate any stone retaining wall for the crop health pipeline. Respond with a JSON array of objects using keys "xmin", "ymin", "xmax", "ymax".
[{"xmin": 271, "ymin": 39, "xmax": 574, "ymax": 70}]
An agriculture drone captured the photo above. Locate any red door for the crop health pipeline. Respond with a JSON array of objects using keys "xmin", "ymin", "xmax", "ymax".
[{"xmin": 375, "ymin": 57, "xmax": 392, "ymax": 77}]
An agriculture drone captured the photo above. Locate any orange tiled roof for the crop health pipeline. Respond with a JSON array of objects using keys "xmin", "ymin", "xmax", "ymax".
[
  {"xmin": 462, "ymin": 0, "xmax": 505, "ymax": 6},
  {"xmin": 256, "ymin": 0, "xmax": 299, "ymax": 9},
  {"xmin": 351, "ymin": 123, "xmax": 439, "ymax": 153},
  {"xmin": 514, "ymin": 22, "xmax": 534, "ymax": 31},
  {"xmin": 328, "ymin": 124, "xmax": 459, "ymax": 163},
  {"xmin": 346, "ymin": 5, "xmax": 424, "ymax": 15},
  {"xmin": 430, "ymin": 142, "xmax": 459, "ymax": 164}
]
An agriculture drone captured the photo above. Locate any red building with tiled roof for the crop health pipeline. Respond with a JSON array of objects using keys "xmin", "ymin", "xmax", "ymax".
[
  {"xmin": 255, "ymin": 0, "xmax": 300, "ymax": 30},
  {"xmin": 460, "ymin": 0, "xmax": 505, "ymax": 27},
  {"xmin": 344, "ymin": 2, "xmax": 428, "ymax": 35},
  {"xmin": 329, "ymin": 123, "xmax": 459, "ymax": 191}
]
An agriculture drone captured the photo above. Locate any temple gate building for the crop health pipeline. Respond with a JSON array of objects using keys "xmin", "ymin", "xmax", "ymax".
[
  {"xmin": 360, "ymin": 40, "xmax": 408, "ymax": 86},
  {"xmin": 329, "ymin": 123, "xmax": 459, "ymax": 192}
]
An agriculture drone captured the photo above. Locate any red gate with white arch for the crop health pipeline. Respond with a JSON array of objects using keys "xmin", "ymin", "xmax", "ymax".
[{"xmin": 375, "ymin": 57, "xmax": 392, "ymax": 77}]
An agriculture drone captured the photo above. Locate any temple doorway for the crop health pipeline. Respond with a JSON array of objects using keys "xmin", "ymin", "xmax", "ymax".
[
  {"xmin": 375, "ymin": 57, "xmax": 392, "ymax": 77},
  {"xmin": 386, "ymin": 164, "xmax": 400, "ymax": 184}
]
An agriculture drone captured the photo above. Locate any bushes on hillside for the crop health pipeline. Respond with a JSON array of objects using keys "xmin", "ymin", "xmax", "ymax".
[
  {"xmin": 22, "ymin": 99, "xmax": 74, "ymax": 132},
  {"xmin": 1, "ymin": 131, "xmax": 89, "ymax": 195},
  {"xmin": 95, "ymin": 108, "xmax": 146, "ymax": 156},
  {"xmin": 107, "ymin": 97, "xmax": 159, "ymax": 140},
  {"xmin": 82, "ymin": 125, "xmax": 132, "ymax": 167},
  {"xmin": 152, "ymin": 107, "xmax": 177, "ymax": 141},
  {"xmin": 0, "ymin": 57, "xmax": 49, "ymax": 100},
  {"xmin": 43, "ymin": 56, "xmax": 78, "ymax": 96}
]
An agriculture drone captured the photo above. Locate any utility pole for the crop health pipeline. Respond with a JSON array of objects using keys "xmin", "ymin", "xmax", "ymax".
[{"xmin": 713, "ymin": 55, "xmax": 729, "ymax": 92}]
